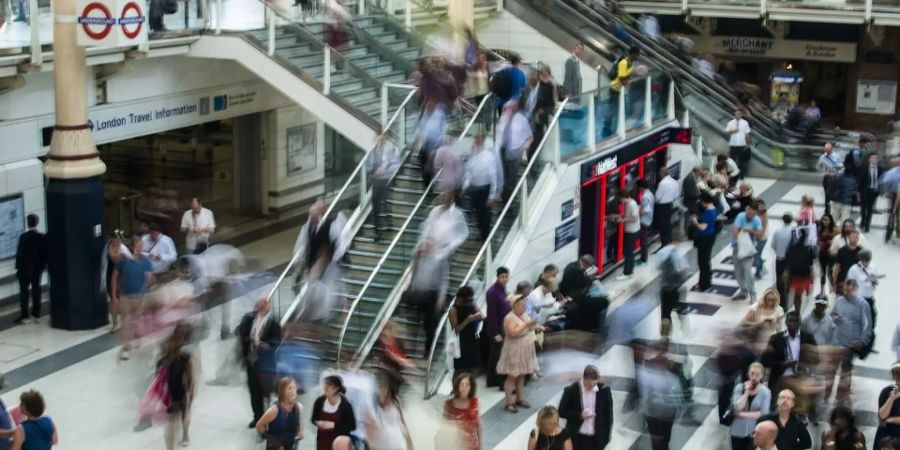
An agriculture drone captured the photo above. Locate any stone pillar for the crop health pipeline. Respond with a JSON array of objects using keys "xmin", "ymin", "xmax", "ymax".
[
  {"xmin": 448, "ymin": 0, "xmax": 474, "ymax": 31},
  {"xmin": 44, "ymin": 0, "xmax": 108, "ymax": 330}
]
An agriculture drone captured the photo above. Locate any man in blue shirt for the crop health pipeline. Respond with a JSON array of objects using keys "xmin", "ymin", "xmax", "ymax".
[
  {"xmin": 731, "ymin": 205, "xmax": 764, "ymax": 302},
  {"xmin": 112, "ymin": 236, "xmax": 154, "ymax": 360},
  {"xmin": 495, "ymin": 55, "xmax": 526, "ymax": 113}
]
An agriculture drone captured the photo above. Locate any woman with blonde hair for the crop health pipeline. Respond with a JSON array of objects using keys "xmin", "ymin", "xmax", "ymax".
[
  {"xmin": 527, "ymin": 406, "xmax": 572, "ymax": 450},
  {"xmin": 496, "ymin": 295, "xmax": 536, "ymax": 413},
  {"xmin": 740, "ymin": 288, "xmax": 785, "ymax": 353}
]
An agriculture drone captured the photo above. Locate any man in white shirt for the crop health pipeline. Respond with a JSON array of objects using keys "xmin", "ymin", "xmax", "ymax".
[
  {"xmin": 725, "ymin": 109, "xmax": 752, "ymax": 179},
  {"xmin": 614, "ymin": 190, "xmax": 641, "ymax": 280},
  {"xmin": 817, "ymin": 143, "xmax": 844, "ymax": 215},
  {"xmin": 846, "ymin": 249, "xmax": 880, "ymax": 346},
  {"xmin": 654, "ymin": 168, "xmax": 681, "ymax": 246},
  {"xmin": 463, "ymin": 132, "xmax": 502, "ymax": 241},
  {"xmin": 180, "ymin": 198, "xmax": 215, "ymax": 254},
  {"xmin": 638, "ymin": 180, "xmax": 654, "ymax": 265},
  {"xmin": 496, "ymin": 101, "xmax": 533, "ymax": 199},
  {"xmin": 141, "ymin": 223, "xmax": 178, "ymax": 273},
  {"xmin": 638, "ymin": 14, "xmax": 660, "ymax": 42},
  {"xmin": 770, "ymin": 213, "xmax": 796, "ymax": 301}
]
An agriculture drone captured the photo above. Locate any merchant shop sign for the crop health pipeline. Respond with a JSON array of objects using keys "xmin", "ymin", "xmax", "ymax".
[{"xmin": 692, "ymin": 36, "xmax": 857, "ymax": 63}]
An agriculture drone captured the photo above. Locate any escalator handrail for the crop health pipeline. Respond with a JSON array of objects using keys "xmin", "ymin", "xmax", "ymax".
[
  {"xmin": 336, "ymin": 93, "xmax": 495, "ymax": 368},
  {"xmin": 421, "ymin": 97, "xmax": 570, "ymax": 399},
  {"xmin": 264, "ymin": 88, "xmax": 420, "ymax": 309},
  {"xmin": 334, "ymin": 167, "xmax": 443, "ymax": 368}
]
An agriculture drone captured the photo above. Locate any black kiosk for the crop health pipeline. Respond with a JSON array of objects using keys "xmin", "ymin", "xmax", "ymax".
[{"xmin": 579, "ymin": 128, "xmax": 691, "ymax": 275}]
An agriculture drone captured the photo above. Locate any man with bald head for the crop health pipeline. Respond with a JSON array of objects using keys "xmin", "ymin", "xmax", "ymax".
[
  {"xmin": 757, "ymin": 389, "xmax": 812, "ymax": 450},
  {"xmin": 753, "ymin": 420, "xmax": 779, "ymax": 450},
  {"xmin": 332, "ymin": 436, "xmax": 355, "ymax": 450}
]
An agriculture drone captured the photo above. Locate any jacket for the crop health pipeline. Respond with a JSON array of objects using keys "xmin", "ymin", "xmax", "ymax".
[
  {"xmin": 558, "ymin": 381, "xmax": 613, "ymax": 447},
  {"xmin": 15, "ymin": 229, "xmax": 47, "ymax": 279},
  {"xmin": 237, "ymin": 312, "xmax": 282, "ymax": 366},
  {"xmin": 559, "ymin": 261, "xmax": 591, "ymax": 299},
  {"xmin": 311, "ymin": 395, "xmax": 356, "ymax": 437},
  {"xmin": 563, "ymin": 55, "xmax": 582, "ymax": 98},
  {"xmin": 760, "ymin": 330, "xmax": 818, "ymax": 396},
  {"xmin": 860, "ymin": 164, "xmax": 884, "ymax": 193}
]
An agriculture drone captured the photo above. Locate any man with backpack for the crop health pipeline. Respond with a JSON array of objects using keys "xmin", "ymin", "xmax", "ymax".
[{"xmin": 492, "ymin": 55, "xmax": 527, "ymax": 116}]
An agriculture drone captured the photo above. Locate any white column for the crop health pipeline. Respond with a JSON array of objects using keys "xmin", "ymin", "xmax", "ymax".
[
  {"xmin": 644, "ymin": 75, "xmax": 652, "ymax": 129},
  {"xmin": 587, "ymin": 94, "xmax": 596, "ymax": 152},
  {"xmin": 617, "ymin": 89, "xmax": 626, "ymax": 139}
]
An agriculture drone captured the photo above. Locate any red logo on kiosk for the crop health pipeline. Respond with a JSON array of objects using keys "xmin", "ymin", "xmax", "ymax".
[{"xmin": 77, "ymin": 2, "xmax": 116, "ymax": 40}]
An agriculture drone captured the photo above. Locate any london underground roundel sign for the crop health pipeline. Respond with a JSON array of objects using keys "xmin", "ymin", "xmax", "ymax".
[
  {"xmin": 119, "ymin": 1, "xmax": 145, "ymax": 39},
  {"xmin": 77, "ymin": 2, "xmax": 116, "ymax": 40}
]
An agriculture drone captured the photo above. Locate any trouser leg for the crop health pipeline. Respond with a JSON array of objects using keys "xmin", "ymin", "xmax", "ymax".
[{"xmin": 17, "ymin": 277, "xmax": 29, "ymax": 319}]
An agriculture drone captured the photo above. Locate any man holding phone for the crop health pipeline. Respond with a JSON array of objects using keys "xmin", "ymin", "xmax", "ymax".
[
  {"xmin": 846, "ymin": 249, "xmax": 881, "ymax": 352},
  {"xmin": 830, "ymin": 279, "xmax": 872, "ymax": 406}
]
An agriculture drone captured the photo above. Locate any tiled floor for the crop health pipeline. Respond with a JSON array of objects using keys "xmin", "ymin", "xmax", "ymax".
[{"xmin": 0, "ymin": 177, "xmax": 897, "ymax": 449}]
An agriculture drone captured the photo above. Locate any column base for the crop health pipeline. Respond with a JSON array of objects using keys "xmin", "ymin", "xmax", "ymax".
[{"xmin": 46, "ymin": 177, "xmax": 109, "ymax": 330}]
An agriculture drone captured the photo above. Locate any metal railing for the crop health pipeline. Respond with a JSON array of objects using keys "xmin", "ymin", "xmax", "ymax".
[
  {"xmin": 335, "ymin": 93, "xmax": 495, "ymax": 367},
  {"xmin": 265, "ymin": 86, "xmax": 419, "ymax": 323},
  {"xmin": 420, "ymin": 97, "xmax": 570, "ymax": 398}
]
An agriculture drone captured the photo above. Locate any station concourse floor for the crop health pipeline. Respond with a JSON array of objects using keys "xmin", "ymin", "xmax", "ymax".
[{"xmin": 0, "ymin": 178, "xmax": 896, "ymax": 450}]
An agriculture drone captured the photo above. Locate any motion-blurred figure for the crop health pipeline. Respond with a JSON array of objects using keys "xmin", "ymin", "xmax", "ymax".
[
  {"xmin": 292, "ymin": 198, "xmax": 349, "ymax": 323},
  {"xmin": 368, "ymin": 133, "xmax": 400, "ymax": 238},
  {"xmin": 463, "ymin": 131, "xmax": 502, "ymax": 241},
  {"xmin": 406, "ymin": 193, "xmax": 469, "ymax": 352}
]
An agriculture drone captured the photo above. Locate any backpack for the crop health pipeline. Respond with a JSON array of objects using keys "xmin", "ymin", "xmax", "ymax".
[
  {"xmin": 661, "ymin": 251, "xmax": 690, "ymax": 290},
  {"xmin": 490, "ymin": 68, "xmax": 512, "ymax": 99},
  {"xmin": 844, "ymin": 148, "xmax": 863, "ymax": 174},
  {"xmin": 163, "ymin": 0, "xmax": 178, "ymax": 14},
  {"xmin": 608, "ymin": 56, "xmax": 628, "ymax": 81}
]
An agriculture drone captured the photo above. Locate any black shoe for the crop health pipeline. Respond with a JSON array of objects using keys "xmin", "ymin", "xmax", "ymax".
[{"xmin": 248, "ymin": 420, "xmax": 256, "ymax": 429}]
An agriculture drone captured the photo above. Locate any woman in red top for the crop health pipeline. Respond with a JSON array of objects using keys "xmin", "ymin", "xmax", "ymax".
[
  {"xmin": 441, "ymin": 373, "xmax": 482, "ymax": 450},
  {"xmin": 798, "ymin": 194, "xmax": 817, "ymax": 226},
  {"xmin": 817, "ymin": 213, "xmax": 837, "ymax": 292}
]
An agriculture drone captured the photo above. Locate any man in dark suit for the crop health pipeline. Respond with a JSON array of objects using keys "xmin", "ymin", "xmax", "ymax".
[
  {"xmin": 760, "ymin": 311, "xmax": 817, "ymax": 408},
  {"xmin": 681, "ymin": 165, "xmax": 703, "ymax": 215},
  {"xmin": 237, "ymin": 297, "xmax": 282, "ymax": 427},
  {"xmin": 559, "ymin": 365, "xmax": 613, "ymax": 449},
  {"xmin": 859, "ymin": 153, "xmax": 884, "ymax": 233},
  {"xmin": 15, "ymin": 214, "xmax": 46, "ymax": 324}
]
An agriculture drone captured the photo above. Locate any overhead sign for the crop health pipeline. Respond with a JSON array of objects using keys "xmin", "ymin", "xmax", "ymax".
[
  {"xmin": 856, "ymin": 80, "xmax": 897, "ymax": 115},
  {"xmin": 38, "ymin": 81, "xmax": 292, "ymax": 146},
  {"xmin": 76, "ymin": 0, "xmax": 147, "ymax": 47},
  {"xmin": 691, "ymin": 36, "xmax": 857, "ymax": 63}
]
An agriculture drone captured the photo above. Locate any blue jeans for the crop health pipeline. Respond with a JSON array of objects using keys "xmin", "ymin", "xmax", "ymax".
[
  {"xmin": 15, "ymin": 0, "xmax": 26, "ymax": 21},
  {"xmin": 753, "ymin": 239, "xmax": 767, "ymax": 276}
]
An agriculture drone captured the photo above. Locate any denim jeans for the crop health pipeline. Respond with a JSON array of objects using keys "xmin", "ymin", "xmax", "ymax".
[{"xmin": 753, "ymin": 238, "xmax": 767, "ymax": 276}]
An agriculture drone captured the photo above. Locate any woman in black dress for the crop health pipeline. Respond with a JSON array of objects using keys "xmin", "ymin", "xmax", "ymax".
[
  {"xmin": 449, "ymin": 286, "xmax": 483, "ymax": 381},
  {"xmin": 874, "ymin": 363, "xmax": 900, "ymax": 448},
  {"xmin": 527, "ymin": 406, "xmax": 572, "ymax": 450}
]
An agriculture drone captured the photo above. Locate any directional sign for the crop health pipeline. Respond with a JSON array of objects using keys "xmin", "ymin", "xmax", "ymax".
[{"xmin": 77, "ymin": 0, "xmax": 147, "ymax": 47}]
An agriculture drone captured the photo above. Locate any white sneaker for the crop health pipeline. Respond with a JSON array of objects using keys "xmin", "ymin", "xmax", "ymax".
[
  {"xmin": 615, "ymin": 274, "xmax": 634, "ymax": 281},
  {"xmin": 30, "ymin": 318, "xmax": 39, "ymax": 324}
]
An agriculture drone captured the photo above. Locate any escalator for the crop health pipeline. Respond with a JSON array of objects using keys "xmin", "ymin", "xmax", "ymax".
[{"xmin": 504, "ymin": 0, "xmax": 861, "ymax": 173}]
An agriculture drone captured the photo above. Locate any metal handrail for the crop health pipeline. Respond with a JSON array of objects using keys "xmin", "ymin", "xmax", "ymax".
[
  {"xmin": 420, "ymin": 97, "xmax": 570, "ymax": 398},
  {"xmin": 338, "ymin": 93, "xmax": 496, "ymax": 368},
  {"xmin": 334, "ymin": 168, "xmax": 443, "ymax": 368},
  {"xmin": 264, "ymin": 88, "xmax": 419, "ymax": 309},
  {"xmin": 249, "ymin": 0, "xmax": 398, "ymax": 95}
]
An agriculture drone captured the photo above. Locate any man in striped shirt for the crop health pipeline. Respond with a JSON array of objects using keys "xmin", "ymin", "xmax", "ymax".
[{"xmin": 817, "ymin": 143, "xmax": 844, "ymax": 215}]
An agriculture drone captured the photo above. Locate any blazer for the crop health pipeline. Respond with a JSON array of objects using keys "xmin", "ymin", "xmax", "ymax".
[
  {"xmin": 558, "ymin": 380, "xmax": 613, "ymax": 447},
  {"xmin": 760, "ymin": 330, "xmax": 817, "ymax": 393},
  {"xmin": 237, "ymin": 312, "xmax": 282, "ymax": 366},
  {"xmin": 559, "ymin": 261, "xmax": 591, "ymax": 299},
  {"xmin": 860, "ymin": 164, "xmax": 884, "ymax": 193},
  {"xmin": 563, "ymin": 55, "xmax": 582, "ymax": 98},
  {"xmin": 15, "ymin": 229, "xmax": 47, "ymax": 279}
]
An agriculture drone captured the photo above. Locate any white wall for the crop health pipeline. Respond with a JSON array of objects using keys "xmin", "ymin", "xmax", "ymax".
[
  {"xmin": 264, "ymin": 105, "xmax": 326, "ymax": 212},
  {"xmin": 477, "ymin": 11, "xmax": 599, "ymax": 93},
  {"xmin": 0, "ymin": 160, "xmax": 45, "ymax": 300}
]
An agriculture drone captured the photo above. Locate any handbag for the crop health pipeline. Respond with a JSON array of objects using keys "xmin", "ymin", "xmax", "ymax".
[
  {"xmin": 720, "ymin": 407, "xmax": 736, "ymax": 426},
  {"xmin": 445, "ymin": 326, "xmax": 461, "ymax": 359},
  {"xmin": 736, "ymin": 232, "xmax": 756, "ymax": 260},
  {"xmin": 138, "ymin": 366, "xmax": 171, "ymax": 423}
]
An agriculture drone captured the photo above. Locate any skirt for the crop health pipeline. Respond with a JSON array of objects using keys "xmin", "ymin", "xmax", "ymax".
[{"xmin": 790, "ymin": 276, "xmax": 813, "ymax": 294}]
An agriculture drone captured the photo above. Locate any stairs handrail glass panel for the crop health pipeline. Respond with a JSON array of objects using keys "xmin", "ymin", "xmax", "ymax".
[{"xmin": 267, "ymin": 87, "xmax": 419, "ymax": 324}]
